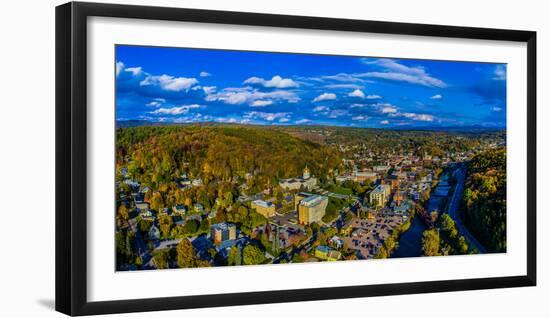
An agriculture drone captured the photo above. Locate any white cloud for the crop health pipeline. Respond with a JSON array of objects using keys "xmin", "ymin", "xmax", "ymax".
[
  {"xmin": 149, "ymin": 104, "xmax": 201, "ymax": 115},
  {"xmin": 206, "ymin": 87, "xmax": 300, "ymax": 105},
  {"xmin": 200, "ymin": 71, "xmax": 211, "ymax": 77},
  {"xmin": 251, "ymin": 100, "xmax": 273, "ymax": 107},
  {"xmin": 146, "ymin": 101, "xmax": 162, "ymax": 107},
  {"xmin": 145, "ymin": 98, "xmax": 166, "ymax": 107},
  {"xmin": 380, "ymin": 105, "xmax": 398, "ymax": 113},
  {"xmin": 430, "ymin": 94, "xmax": 443, "ymax": 100},
  {"xmin": 279, "ymin": 118, "xmax": 290, "ymax": 123},
  {"xmin": 491, "ymin": 106, "xmax": 502, "ymax": 112},
  {"xmin": 140, "ymin": 74, "xmax": 199, "ymax": 91},
  {"xmin": 313, "ymin": 92, "xmax": 337, "ymax": 102},
  {"xmin": 125, "ymin": 67, "xmax": 143, "ymax": 76},
  {"xmin": 348, "ymin": 89, "xmax": 365, "ymax": 98},
  {"xmin": 313, "ymin": 105, "xmax": 329, "ymax": 112},
  {"xmin": 350, "ymin": 103, "xmax": 367, "ymax": 108},
  {"xmin": 328, "ymin": 109, "xmax": 349, "ymax": 118},
  {"xmin": 243, "ymin": 75, "xmax": 298, "ymax": 88},
  {"xmin": 357, "ymin": 71, "xmax": 446, "ymax": 88},
  {"xmin": 172, "ymin": 113, "xmax": 211, "ymax": 123},
  {"xmin": 401, "ymin": 112, "xmax": 434, "ymax": 121},
  {"xmin": 352, "ymin": 115, "xmax": 369, "ymax": 121},
  {"xmin": 295, "ymin": 119, "xmax": 311, "ymax": 124},
  {"xmin": 380, "ymin": 120, "xmax": 390, "ymax": 125},
  {"xmin": 493, "ymin": 65, "xmax": 506, "ymax": 80},
  {"xmin": 244, "ymin": 111, "xmax": 291, "ymax": 122},
  {"xmin": 366, "ymin": 94, "xmax": 382, "ymax": 99},
  {"xmin": 319, "ymin": 73, "xmax": 365, "ymax": 83},
  {"xmin": 359, "ymin": 58, "xmax": 446, "ymax": 88},
  {"xmin": 202, "ymin": 86, "xmax": 216, "ymax": 94},
  {"xmin": 324, "ymin": 83, "xmax": 363, "ymax": 89},
  {"xmin": 116, "ymin": 61, "xmax": 125, "ymax": 77}
]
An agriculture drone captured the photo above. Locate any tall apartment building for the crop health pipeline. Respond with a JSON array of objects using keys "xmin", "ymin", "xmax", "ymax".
[
  {"xmin": 210, "ymin": 223, "xmax": 237, "ymax": 245},
  {"xmin": 369, "ymin": 184, "xmax": 391, "ymax": 208},
  {"xmin": 296, "ymin": 193, "xmax": 328, "ymax": 225}
]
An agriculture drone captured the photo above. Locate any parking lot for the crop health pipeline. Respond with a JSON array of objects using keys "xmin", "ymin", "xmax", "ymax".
[{"xmin": 342, "ymin": 215, "xmax": 404, "ymax": 259}]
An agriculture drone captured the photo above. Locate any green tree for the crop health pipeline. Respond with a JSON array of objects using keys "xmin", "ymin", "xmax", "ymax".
[
  {"xmin": 227, "ymin": 245, "xmax": 242, "ymax": 266},
  {"xmin": 439, "ymin": 213, "xmax": 458, "ymax": 239},
  {"xmin": 242, "ymin": 244, "xmax": 266, "ymax": 265},
  {"xmin": 135, "ymin": 255, "xmax": 143, "ymax": 267},
  {"xmin": 158, "ymin": 213, "xmax": 173, "ymax": 239},
  {"xmin": 176, "ymin": 239, "xmax": 209, "ymax": 268},
  {"xmin": 199, "ymin": 218, "xmax": 210, "ymax": 233},
  {"xmin": 150, "ymin": 192, "xmax": 164, "ymax": 211},
  {"xmin": 457, "ymin": 236, "xmax": 469, "ymax": 254},
  {"xmin": 153, "ymin": 249, "xmax": 170, "ymax": 269},
  {"xmin": 422, "ymin": 229, "xmax": 441, "ymax": 256},
  {"xmin": 182, "ymin": 219, "xmax": 199, "ymax": 234},
  {"xmin": 117, "ymin": 204, "xmax": 129, "ymax": 222},
  {"xmin": 138, "ymin": 219, "xmax": 153, "ymax": 233}
]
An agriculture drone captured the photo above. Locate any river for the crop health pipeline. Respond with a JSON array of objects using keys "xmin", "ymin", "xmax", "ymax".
[{"xmin": 391, "ymin": 171, "xmax": 451, "ymax": 258}]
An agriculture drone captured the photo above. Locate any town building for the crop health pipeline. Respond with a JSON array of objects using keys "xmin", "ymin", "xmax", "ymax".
[
  {"xmin": 172, "ymin": 204, "xmax": 187, "ymax": 216},
  {"xmin": 193, "ymin": 203, "xmax": 204, "ymax": 213},
  {"xmin": 279, "ymin": 166, "xmax": 318, "ymax": 190},
  {"xmin": 251, "ymin": 199, "xmax": 276, "ymax": 218},
  {"xmin": 369, "ymin": 184, "xmax": 391, "ymax": 208},
  {"xmin": 296, "ymin": 194, "xmax": 328, "ymax": 225},
  {"xmin": 139, "ymin": 208, "xmax": 154, "ymax": 221},
  {"xmin": 354, "ymin": 171, "xmax": 377, "ymax": 183},
  {"xmin": 294, "ymin": 192, "xmax": 313, "ymax": 211},
  {"xmin": 148, "ymin": 225, "xmax": 160, "ymax": 241},
  {"xmin": 373, "ymin": 165, "xmax": 391, "ymax": 173},
  {"xmin": 314, "ymin": 245, "xmax": 342, "ymax": 261},
  {"xmin": 210, "ymin": 223, "xmax": 237, "ymax": 245},
  {"xmin": 135, "ymin": 201, "xmax": 150, "ymax": 212},
  {"xmin": 329, "ymin": 235, "xmax": 344, "ymax": 250},
  {"xmin": 392, "ymin": 191, "xmax": 407, "ymax": 206}
]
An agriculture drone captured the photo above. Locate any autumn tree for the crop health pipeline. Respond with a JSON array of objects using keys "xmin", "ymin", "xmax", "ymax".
[
  {"xmin": 227, "ymin": 245, "xmax": 242, "ymax": 266},
  {"xmin": 153, "ymin": 249, "xmax": 170, "ymax": 269},
  {"xmin": 457, "ymin": 236, "xmax": 469, "ymax": 254},
  {"xmin": 117, "ymin": 204, "xmax": 129, "ymax": 222},
  {"xmin": 422, "ymin": 229, "xmax": 441, "ymax": 256},
  {"xmin": 439, "ymin": 213, "xmax": 458, "ymax": 239},
  {"xmin": 149, "ymin": 192, "xmax": 165, "ymax": 211},
  {"xmin": 242, "ymin": 244, "xmax": 266, "ymax": 265},
  {"xmin": 158, "ymin": 213, "xmax": 173, "ymax": 239},
  {"xmin": 176, "ymin": 239, "xmax": 209, "ymax": 268}
]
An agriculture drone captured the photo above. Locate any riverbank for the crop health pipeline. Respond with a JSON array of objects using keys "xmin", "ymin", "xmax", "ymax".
[{"xmin": 391, "ymin": 170, "xmax": 452, "ymax": 258}]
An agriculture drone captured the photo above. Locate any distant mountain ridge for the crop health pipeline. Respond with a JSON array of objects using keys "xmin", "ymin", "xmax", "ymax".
[{"xmin": 115, "ymin": 120, "xmax": 505, "ymax": 132}]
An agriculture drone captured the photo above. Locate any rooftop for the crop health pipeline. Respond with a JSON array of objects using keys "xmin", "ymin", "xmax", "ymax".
[
  {"xmin": 300, "ymin": 195, "xmax": 328, "ymax": 207},
  {"xmin": 371, "ymin": 184, "xmax": 390, "ymax": 195},
  {"xmin": 211, "ymin": 222, "xmax": 236, "ymax": 231},
  {"xmin": 252, "ymin": 200, "xmax": 273, "ymax": 208}
]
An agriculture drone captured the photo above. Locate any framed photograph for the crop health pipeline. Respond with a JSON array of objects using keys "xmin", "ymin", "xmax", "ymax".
[{"xmin": 55, "ymin": 1, "xmax": 536, "ymax": 316}]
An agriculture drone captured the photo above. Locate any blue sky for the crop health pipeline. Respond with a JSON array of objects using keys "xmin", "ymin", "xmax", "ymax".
[{"xmin": 116, "ymin": 45, "xmax": 506, "ymax": 128}]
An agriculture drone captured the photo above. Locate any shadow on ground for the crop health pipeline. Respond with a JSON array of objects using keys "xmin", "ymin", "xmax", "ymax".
[{"xmin": 37, "ymin": 299, "xmax": 55, "ymax": 311}]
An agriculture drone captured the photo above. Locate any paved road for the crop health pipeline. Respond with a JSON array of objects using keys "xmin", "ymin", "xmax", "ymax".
[{"xmin": 446, "ymin": 166, "xmax": 487, "ymax": 254}]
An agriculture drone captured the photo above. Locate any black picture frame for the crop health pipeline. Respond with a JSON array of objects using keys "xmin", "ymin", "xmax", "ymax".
[{"xmin": 55, "ymin": 1, "xmax": 537, "ymax": 316}]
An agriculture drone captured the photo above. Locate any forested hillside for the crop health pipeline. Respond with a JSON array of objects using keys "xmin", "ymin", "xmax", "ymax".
[
  {"xmin": 462, "ymin": 147, "xmax": 507, "ymax": 252},
  {"xmin": 116, "ymin": 125, "xmax": 342, "ymax": 195}
]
